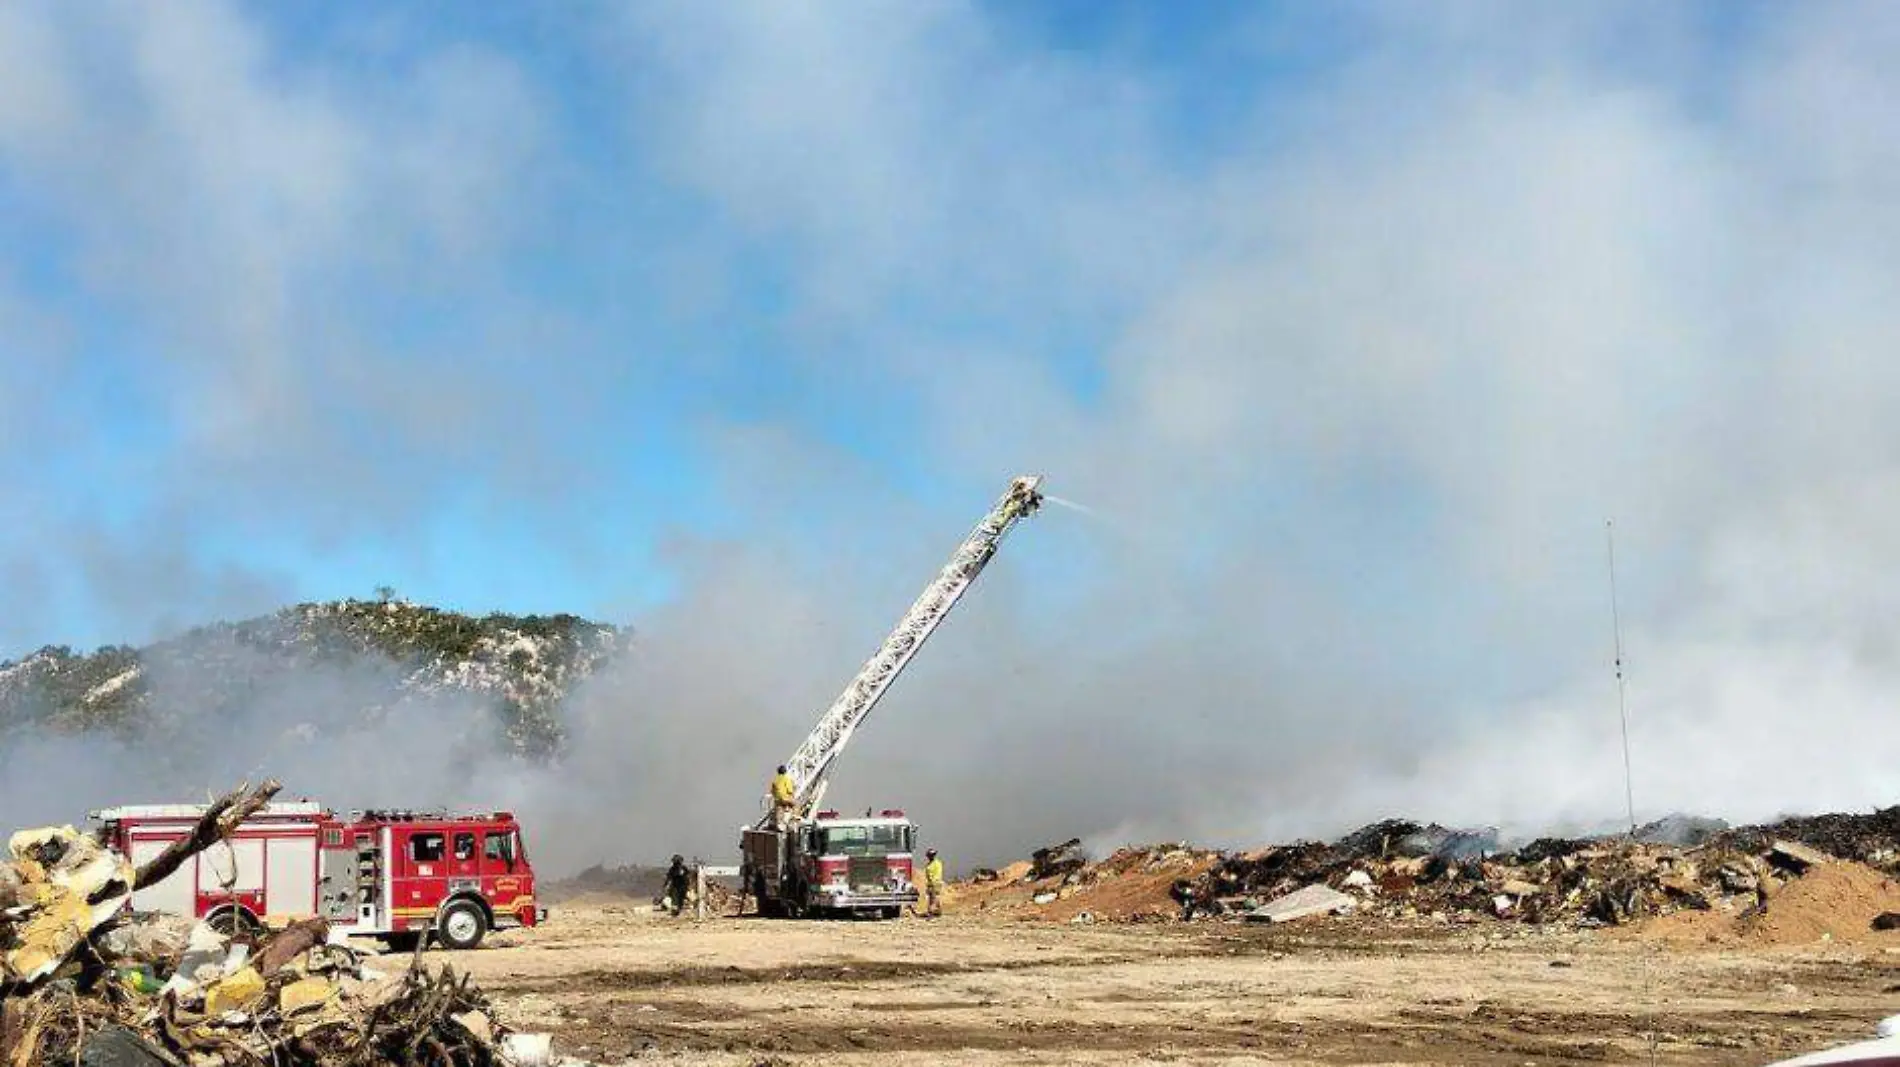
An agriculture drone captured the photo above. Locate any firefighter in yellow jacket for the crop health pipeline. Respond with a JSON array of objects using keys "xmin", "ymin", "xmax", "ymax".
[
  {"xmin": 770, "ymin": 765, "xmax": 797, "ymax": 829},
  {"xmin": 922, "ymin": 848, "xmax": 945, "ymax": 918}
]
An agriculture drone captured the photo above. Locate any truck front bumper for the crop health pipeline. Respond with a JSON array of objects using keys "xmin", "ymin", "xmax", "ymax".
[{"xmin": 814, "ymin": 889, "xmax": 919, "ymax": 909}]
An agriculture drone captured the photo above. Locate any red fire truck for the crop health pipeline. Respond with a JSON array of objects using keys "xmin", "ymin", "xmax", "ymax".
[
  {"xmin": 742, "ymin": 809, "xmax": 918, "ymax": 918},
  {"xmin": 91, "ymin": 803, "xmax": 544, "ymax": 950}
]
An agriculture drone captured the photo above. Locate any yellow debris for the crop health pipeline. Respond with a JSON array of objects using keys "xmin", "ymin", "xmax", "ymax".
[
  {"xmin": 3, "ymin": 888, "xmax": 91, "ymax": 982},
  {"xmin": 277, "ymin": 976, "xmax": 335, "ymax": 1015},
  {"xmin": 205, "ymin": 966, "xmax": 267, "ymax": 1016}
]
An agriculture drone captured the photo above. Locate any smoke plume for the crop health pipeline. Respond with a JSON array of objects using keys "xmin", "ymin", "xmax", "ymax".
[{"xmin": 3, "ymin": 3, "xmax": 1900, "ymax": 871}]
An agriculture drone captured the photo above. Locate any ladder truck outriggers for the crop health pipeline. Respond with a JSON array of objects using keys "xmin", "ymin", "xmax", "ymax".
[{"xmin": 740, "ymin": 475, "xmax": 1044, "ymax": 919}]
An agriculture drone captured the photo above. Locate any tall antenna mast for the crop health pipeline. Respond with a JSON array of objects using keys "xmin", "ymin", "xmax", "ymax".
[{"xmin": 1606, "ymin": 519, "xmax": 1637, "ymax": 837}]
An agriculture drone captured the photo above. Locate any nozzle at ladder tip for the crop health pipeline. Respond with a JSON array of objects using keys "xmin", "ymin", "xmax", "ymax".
[{"xmin": 1012, "ymin": 474, "xmax": 1046, "ymax": 509}]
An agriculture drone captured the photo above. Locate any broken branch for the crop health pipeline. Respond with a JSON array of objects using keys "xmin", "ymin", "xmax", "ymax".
[{"xmin": 132, "ymin": 779, "xmax": 282, "ymax": 892}]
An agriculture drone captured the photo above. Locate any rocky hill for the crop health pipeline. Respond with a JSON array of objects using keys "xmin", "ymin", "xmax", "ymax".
[{"xmin": 0, "ymin": 598, "xmax": 628, "ymax": 757}]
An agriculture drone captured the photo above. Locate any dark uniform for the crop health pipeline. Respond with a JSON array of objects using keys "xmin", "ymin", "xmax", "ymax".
[{"xmin": 664, "ymin": 856, "xmax": 690, "ymax": 916}]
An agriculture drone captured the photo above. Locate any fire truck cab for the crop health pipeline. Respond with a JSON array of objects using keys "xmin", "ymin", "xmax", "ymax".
[
  {"xmin": 742, "ymin": 809, "xmax": 919, "ymax": 919},
  {"xmin": 92, "ymin": 803, "xmax": 543, "ymax": 950}
]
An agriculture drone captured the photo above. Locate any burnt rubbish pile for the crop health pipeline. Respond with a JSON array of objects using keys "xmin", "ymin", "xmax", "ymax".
[
  {"xmin": 998, "ymin": 807, "xmax": 1900, "ymax": 929},
  {"xmin": 0, "ymin": 780, "xmax": 564, "ymax": 1067},
  {"xmin": 1712, "ymin": 807, "xmax": 1900, "ymax": 869}
]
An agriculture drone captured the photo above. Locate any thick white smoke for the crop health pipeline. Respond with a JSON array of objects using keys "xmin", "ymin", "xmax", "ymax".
[{"xmin": 3, "ymin": 3, "xmax": 1900, "ymax": 872}]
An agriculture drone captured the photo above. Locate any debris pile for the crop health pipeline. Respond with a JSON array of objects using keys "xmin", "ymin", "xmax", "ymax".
[
  {"xmin": 1028, "ymin": 839, "xmax": 1087, "ymax": 882},
  {"xmin": 1716, "ymin": 806, "xmax": 1900, "ymax": 872},
  {"xmin": 0, "ymin": 780, "xmax": 562, "ymax": 1066},
  {"xmin": 974, "ymin": 807, "xmax": 1900, "ymax": 932},
  {"xmin": 955, "ymin": 843, "xmax": 1219, "ymax": 921}
]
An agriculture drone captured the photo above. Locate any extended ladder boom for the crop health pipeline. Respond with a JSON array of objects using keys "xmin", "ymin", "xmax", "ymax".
[{"xmin": 769, "ymin": 475, "xmax": 1044, "ymax": 823}]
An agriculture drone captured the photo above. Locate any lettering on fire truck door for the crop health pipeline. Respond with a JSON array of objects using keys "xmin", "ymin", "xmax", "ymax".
[{"xmin": 483, "ymin": 830, "xmax": 520, "ymax": 912}]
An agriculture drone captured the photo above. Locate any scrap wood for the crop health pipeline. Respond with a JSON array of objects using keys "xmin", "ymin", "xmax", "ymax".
[
  {"xmin": 1028, "ymin": 839, "xmax": 1086, "ymax": 881},
  {"xmin": 132, "ymin": 779, "xmax": 282, "ymax": 892},
  {"xmin": 2, "ymin": 996, "xmax": 49, "ymax": 1067},
  {"xmin": 255, "ymin": 917, "xmax": 329, "ymax": 976}
]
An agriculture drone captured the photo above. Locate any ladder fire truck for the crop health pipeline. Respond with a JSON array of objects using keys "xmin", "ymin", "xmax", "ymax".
[
  {"xmin": 92, "ymin": 804, "xmax": 544, "ymax": 950},
  {"xmin": 741, "ymin": 474, "xmax": 1044, "ymax": 918}
]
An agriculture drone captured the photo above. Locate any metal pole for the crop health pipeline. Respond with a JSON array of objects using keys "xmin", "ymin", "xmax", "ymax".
[
  {"xmin": 1606, "ymin": 520, "xmax": 1637, "ymax": 837},
  {"xmin": 694, "ymin": 863, "xmax": 707, "ymax": 922}
]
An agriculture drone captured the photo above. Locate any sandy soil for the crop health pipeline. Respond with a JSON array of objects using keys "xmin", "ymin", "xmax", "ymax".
[{"xmin": 414, "ymin": 901, "xmax": 1900, "ymax": 1066}]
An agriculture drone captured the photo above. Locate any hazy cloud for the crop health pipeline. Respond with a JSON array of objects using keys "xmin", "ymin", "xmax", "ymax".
[{"xmin": 4, "ymin": 2, "xmax": 1900, "ymax": 872}]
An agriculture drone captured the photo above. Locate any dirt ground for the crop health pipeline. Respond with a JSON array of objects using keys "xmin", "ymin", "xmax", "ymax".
[{"xmin": 427, "ymin": 900, "xmax": 1900, "ymax": 1066}]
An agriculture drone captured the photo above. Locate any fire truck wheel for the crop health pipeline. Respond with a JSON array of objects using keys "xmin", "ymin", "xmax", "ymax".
[
  {"xmin": 208, "ymin": 908, "xmax": 261, "ymax": 936},
  {"xmin": 436, "ymin": 900, "xmax": 487, "ymax": 950}
]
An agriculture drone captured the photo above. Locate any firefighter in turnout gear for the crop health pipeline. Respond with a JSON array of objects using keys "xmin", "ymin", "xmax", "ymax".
[
  {"xmin": 770, "ymin": 765, "xmax": 798, "ymax": 829},
  {"xmin": 922, "ymin": 849, "xmax": 945, "ymax": 918}
]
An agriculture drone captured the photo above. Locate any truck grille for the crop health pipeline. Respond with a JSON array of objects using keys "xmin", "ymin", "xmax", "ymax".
[{"xmin": 848, "ymin": 857, "xmax": 888, "ymax": 891}]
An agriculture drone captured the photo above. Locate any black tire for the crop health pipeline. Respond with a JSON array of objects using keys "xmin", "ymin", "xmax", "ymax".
[
  {"xmin": 780, "ymin": 885, "xmax": 806, "ymax": 920},
  {"xmin": 208, "ymin": 908, "xmax": 260, "ymax": 936},
  {"xmin": 436, "ymin": 900, "xmax": 487, "ymax": 951}
]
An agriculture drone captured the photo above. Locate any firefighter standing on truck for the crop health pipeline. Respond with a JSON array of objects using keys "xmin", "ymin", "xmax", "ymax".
[
  {"xmin": 770, "ymin": 765, "xmax": 797, "ymax": 829},
  {"xmin": 922, "ymin": 848, "xmax": 945, "ymax": 918}
]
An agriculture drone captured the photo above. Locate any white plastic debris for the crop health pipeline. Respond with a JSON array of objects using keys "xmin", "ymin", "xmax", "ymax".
[
  {"xmin": 501, "ymin": 1032, "xmax": 553, "ymax": 1066},
  {"xmin": 1247, "ymin": 884, "xmax": 1357, "ymax": 924}
]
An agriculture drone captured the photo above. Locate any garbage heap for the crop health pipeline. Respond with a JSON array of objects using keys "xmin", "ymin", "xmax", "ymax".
[
  {"xmin": 0, "ymin": 822, "xmax": 547, "ymax": 1066},
  {"xmin": 1171, "ymin": 827, "xmax": 1774, "ymax": 926},
  {"xmin": 998, "ymin": 809, "xmax": 1900, "ymax": 928},
  {"xmin": 1712, "ymin": 807, "xmax": 1900, "ymax": 872}
]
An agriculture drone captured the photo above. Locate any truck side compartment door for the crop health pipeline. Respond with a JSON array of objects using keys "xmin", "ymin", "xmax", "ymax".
[
  {"xmin": 393, "ymin": 829, "xmax": 446, "ymax": 921},
  {"xmin": 483, "ymin": 830, "xmax": 527, "ymax": 922},
  {"xmin": 448, "ymin": 831, "xmax": 480, "ymax": 881}
]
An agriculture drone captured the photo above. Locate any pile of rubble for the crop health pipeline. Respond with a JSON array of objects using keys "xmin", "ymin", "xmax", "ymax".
[
  {"xmin": 0, "ymin": 780, "xmax": 562, "ymax": 1066},
  {"xmin": 1172, "ymin": 827, "xmax": 1782, "ymax": 927},
  {"xmin": 985, "ymin": 808, "xmax": 1900, "ymax": 931},
  {"xmin": 1713, "ymin": 806, "xmax": 1900, "ymax": 871}
]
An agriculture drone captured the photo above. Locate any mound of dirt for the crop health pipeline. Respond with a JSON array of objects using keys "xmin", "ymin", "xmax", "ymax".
[
  {"xmin": 952, "ymin": 845, "xmax": 1217, "ymax": 922},
  {"xmin": 1744, "ymin": 861, "xmax": 1900, "ymax": 944},
  {"xmin": 1632, "ymin": 860, "xmax": 1900, "ymax": 946}
]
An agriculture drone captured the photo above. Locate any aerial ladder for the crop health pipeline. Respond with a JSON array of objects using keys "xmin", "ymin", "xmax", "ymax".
[
  {"xmin": 766, "ymin": 473, "xmax": 1044, "ymax": 822},
  {"xmin": 738, "ymin": 474, "xmax": 1044, "ymax": 917}
]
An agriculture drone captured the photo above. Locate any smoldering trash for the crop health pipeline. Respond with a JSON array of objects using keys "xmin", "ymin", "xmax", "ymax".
[{"xmin": 962, "ymin": 809, "xmax": 1900, "ymax": 932}]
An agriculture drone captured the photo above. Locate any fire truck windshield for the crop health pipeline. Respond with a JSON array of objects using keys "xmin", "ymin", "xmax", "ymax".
[{"xmin": 818, "ymin": 824, "xmax": 912, "ymax": 857}]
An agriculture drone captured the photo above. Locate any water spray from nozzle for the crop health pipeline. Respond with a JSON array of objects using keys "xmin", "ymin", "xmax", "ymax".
[{"xmin": 1041, "ymin": 494, "xmax": 1099, "ymax": 519}]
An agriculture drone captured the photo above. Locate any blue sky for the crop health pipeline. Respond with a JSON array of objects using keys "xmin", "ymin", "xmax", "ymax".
[
  {"xmin": 0, "ymin": 0, "xmax": 1253, "ymax": 653},
  {"xmin": 4, "ymin": 1, "xmax": 1900, "ymax": 846}
]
